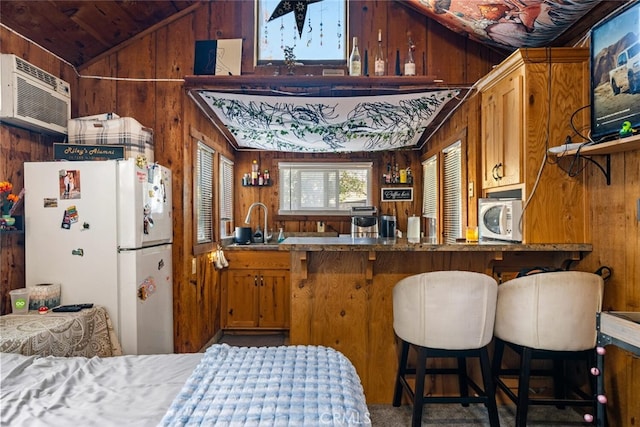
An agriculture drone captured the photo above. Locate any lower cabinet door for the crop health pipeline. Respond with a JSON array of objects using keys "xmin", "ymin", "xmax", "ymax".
[
  {"xmin": 258, "ymin": 269, "xmax": 290, "ymax": 328},
  {"xmin": 224, "ymin": 269, "xmax": 290, "ymax": 329},
  {"xmin": 225, "ymin": 270, "xmax": 260, "ymax": 328}
]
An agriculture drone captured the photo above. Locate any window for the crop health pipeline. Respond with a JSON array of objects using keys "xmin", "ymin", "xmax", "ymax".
[
  {"xmin": 442, "ymin": 141, "xmax": 463, "ymax": 244},
  {"xmin": 279, "ymin": 161, "xmax": 372, "ymax": 215},
  {"xmin": 256, "ymin": 0, "xmax": 347, "ymax": 64},
  {"xmin": 219, "ymin": 155, "xmax": 234, "ymax": 238},
  {"xmin": 422, "ymin": 140, "xmax": 464, "ymax": 244},
  {"xmin": 422, "ymin": 155, "xmax": 438, "ymax": 240},
  {"xmin": 196, "ymin": 141, "xmax": 215, "ymax": 244}
]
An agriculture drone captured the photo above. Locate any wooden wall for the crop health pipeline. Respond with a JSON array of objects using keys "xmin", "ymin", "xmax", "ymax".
[
  {"xmin": 1, "ymin": 0, "xmax": 501, "ymax": 351},
  {"xmin": 2, "ymin": 0, "xmax": 638, "ymax": 422},
  {"xmin": 578, "ymin": 150, "xmax": 640, "ymax": 426},
  {"xmin": 0, "ymin": 25, "xmax": 75, "ymax": 315}
]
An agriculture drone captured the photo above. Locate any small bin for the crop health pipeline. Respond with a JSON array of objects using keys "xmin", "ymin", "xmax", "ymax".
[
  {"xmin": 28, "ymin": 283, "xmax": 61, "ymax": 310},
  {"xmin": 9, "ymin": 288, "xmax": 29, "ymax": 314}
]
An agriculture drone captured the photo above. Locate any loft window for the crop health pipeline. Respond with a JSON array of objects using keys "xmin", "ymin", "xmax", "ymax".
[
  {"xmin": 256, "ymin": 0, "xmax": 347, "ymax": 65},
  {"xmin": 278, "ymin": 161, "xmax": 372, "ymax": 215}
]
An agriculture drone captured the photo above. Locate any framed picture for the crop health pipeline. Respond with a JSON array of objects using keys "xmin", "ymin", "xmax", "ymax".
[
  {"xmin": 194, "ymin": 39, "xmax": 242, "ymax": 76},
  {"xmin": 381, "ymin": 187, "xmax": 413, "ymax": 202}
]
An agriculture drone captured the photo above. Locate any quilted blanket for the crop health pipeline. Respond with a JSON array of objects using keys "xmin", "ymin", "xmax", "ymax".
[{"xmin": 160, "ymin": 344, "xmax": 371, "ymax": 426}]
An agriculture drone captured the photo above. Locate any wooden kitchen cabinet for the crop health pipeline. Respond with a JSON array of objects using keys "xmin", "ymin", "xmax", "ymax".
[
  {"xmin": 480, "ymin": 67, "xmax": 523, "ymax": 189},
  {"xmin": 476, "ymin": 48, "xmax": 591, "ymax": 243},
  {"xmin": 222, "ymin": 251, "xmax": 290, "ymax": 329}
]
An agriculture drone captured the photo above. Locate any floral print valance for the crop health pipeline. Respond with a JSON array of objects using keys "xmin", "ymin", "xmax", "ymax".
[{"xmin": 193, "ymin": 90, "xmax": 461, "ymax": 152}]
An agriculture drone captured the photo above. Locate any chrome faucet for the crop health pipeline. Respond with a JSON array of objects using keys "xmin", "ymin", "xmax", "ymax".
[{"xmin": 244, "ymin": 202, "xmax": 271, "ymax": 243}]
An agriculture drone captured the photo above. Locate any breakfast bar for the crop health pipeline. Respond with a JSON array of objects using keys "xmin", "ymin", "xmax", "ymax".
[{"xmin": 275, "ymin": 237, "xmax": 592, "ymax": 403}]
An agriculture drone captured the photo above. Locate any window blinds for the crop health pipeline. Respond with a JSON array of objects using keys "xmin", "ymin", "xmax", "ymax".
[{"xmin": 196, "ymin": 141, "xmax": 214, "ymax": 243}]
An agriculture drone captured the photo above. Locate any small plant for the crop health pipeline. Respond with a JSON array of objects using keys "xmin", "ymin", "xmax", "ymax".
[
  {"xmin": 0, "ymin": 181, "xmax": 19, "ymax": 216},
  {"xmin": 284, "ymin": 46, "xmax": 296, "ymax": 74}
]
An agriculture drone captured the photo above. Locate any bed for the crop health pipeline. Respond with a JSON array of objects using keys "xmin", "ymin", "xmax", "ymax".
[{"xmin": 1, "ymin": 344, "xmax": 371, "ymax": 426}]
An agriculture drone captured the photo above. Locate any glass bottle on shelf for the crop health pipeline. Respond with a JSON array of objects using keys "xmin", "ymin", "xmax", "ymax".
[
  {"xmin": 404, "ymin": 32, "xmax": 416, "ymax": 76},
  {"xmin": 374, "ymin": 29, "xmax": 385, "ymax": 76},
  {"xmin": 349, "ymin": 36, "xmax": 361, "ymax": 76},
  {"xmin": 251, "ymin": 160, "xmax": 259, "ymax": 185}
]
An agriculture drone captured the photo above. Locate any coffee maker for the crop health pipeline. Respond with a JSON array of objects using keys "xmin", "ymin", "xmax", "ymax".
[
  {"xmin": 351, "ymin": 206, "xmax": 378, "ymax": 238},
  {"xmin": 379, "ymin": 214, "xmax": 397, "ymax": 242}
]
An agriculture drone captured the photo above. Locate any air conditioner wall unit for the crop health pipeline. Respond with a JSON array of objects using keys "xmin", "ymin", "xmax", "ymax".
[{"xmin": 0, "ymin": 54, "xmax": 71, "ymax": 135}]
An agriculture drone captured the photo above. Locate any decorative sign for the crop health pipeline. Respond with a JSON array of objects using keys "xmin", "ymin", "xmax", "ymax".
[
  {"xmin": 54, "ymin": 143, "xmax": 125, "ymax": 161},
  {"xmin": 381, "ymin": 187, "xmax": 413, "ymax": 202}
]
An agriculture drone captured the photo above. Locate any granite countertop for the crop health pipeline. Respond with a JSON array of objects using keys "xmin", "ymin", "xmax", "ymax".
[{"xmin": 223, "ymin": 235, "xmax": 592, "ymax": 252}]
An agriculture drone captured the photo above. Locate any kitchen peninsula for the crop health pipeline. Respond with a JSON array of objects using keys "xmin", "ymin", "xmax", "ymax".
[{"xmin": 227, "ymin": 238, "xmax": 591, "ymax": 403}]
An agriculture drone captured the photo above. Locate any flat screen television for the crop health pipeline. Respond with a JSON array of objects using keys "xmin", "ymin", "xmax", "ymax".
[{"xmin": 590, "ymin": 1, "xmax": 640, "ymax": 142}]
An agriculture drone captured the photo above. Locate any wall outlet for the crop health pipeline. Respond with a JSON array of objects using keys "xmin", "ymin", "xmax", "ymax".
[
  {"xmin": 317, "ymin": 221, "xmax": 325, "ymax": 232},
  {"xmin": 191, "ymin": 257, "xmax": 197, "ymax": 274},
  {"xmin": 468, "ymin": 182, "xmax": 474, "ymax": 198}
]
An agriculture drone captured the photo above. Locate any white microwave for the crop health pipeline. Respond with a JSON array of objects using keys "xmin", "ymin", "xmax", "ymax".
[{"xmin": 478, "ymin": 198, "xmax": 523, "ymax": 242}]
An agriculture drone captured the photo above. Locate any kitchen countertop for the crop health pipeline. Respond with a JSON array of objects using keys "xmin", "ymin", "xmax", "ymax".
[{"xmin": 224, "ymin": 236, "xmax": 592, "ymax": 252}]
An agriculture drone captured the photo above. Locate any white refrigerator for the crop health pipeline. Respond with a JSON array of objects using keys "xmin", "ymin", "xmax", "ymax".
[{"xmin": 24, "ymin": 159, "xmax": 174, "ymax": 355}]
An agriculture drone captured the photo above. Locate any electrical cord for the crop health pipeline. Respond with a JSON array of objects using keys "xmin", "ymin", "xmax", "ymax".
[{"xmin": 519, "ymin": 47, "xmax": 552, "ymax": 233}]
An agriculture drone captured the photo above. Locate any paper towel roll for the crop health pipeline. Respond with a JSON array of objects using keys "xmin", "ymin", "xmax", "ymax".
[
  {"xmin": 28, "ymin": 283, "xmax": 61, "ymax": 310},
  {"xmin": 407, "ymin": 216, "xmax": 420, "ymax": 243}
]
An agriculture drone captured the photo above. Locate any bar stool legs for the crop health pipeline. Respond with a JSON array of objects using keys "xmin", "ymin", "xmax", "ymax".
[
  {"xmin": 393, "ymin": 338, "xmax": 500, "ymax": 427},
  {"xmin": 493, "ymin": 337, "xmax": 598, "ymax": 427}
]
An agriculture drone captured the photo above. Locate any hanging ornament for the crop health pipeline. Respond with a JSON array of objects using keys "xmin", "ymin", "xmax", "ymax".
[
  {"xmin": 268, "ymin": 0, "xmax": 323, "ymax": 38},
  {"xmin": 319, "ymin": 6, "xmax": 324, "ymax": 46},
  {"xmin": 280, "ymin": 18, "xmax": 285, "ymax": 49}
]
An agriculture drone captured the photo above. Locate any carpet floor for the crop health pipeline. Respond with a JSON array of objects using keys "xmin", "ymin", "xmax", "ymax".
[
  {"xmin": 367, "ymin": 403, "xmax": 590, "ymax": 426},
  {"xmin": 214, "ymin": 334, "xmax": 592, "ymax": 426}
]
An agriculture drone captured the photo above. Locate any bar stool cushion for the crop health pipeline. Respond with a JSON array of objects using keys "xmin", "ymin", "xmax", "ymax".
[
  {"xmin": 494, "ymin": 271, "xmax": 604, "ymax": 351},
  {"xmin": 393, "ymin": 270, "xmax": 497, "ymax": 350}
]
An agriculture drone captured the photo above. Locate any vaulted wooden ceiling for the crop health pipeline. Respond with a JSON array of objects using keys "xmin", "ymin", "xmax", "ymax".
[
  {"xmin": 0, "ymin": 1, "xmax": 199, "ymax": 67},
  {"xmin": 0, "ymin": 1, "xmax": 627, "ymax": 69}
]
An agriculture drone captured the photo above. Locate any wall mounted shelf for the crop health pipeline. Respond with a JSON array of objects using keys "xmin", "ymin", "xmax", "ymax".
[
  {"xmin": 0, "ymin": 215, "xmax": 23, "ymax": 234},
  {"xmin": 551, "ymin": 133, "xmax": 640, "ymax": 185},
  {"xmin": 242, "ymin": 183, "xmax": 273, "ymax": 188}
]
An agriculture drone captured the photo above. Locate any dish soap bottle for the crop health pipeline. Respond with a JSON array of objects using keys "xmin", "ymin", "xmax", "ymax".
[{"xmin": 277, "ymin": 228, "xmax": 285, "ymax": 243}]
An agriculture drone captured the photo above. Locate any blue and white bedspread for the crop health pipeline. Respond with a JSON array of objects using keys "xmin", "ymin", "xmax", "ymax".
[{"xmin": 160, "ymin": 344, "xmax": 371, "ymax": 426}]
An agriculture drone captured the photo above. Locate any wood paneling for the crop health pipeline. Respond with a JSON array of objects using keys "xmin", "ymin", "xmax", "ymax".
[
  {"xmin": 0, "ymin": 1, "xmax": 198, "ymax": 68},
  {"xmin": 0, "ymin": 26, "xmax": 70, "ymax": 314},
  {"xmin": 1, "ymin": 1, "xmax": 638, "ymax": 422},
  {"xmin": 578, "ymin": 149, "xmax": 640, "ymax": 427}
]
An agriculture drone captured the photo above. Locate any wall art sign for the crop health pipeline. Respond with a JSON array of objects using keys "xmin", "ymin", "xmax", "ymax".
[
  {"xmin": 54, "ymin": 143, "xmax": 124, "ymax": 161},
  {"xmin": 381, "ymin": 187, "xmax": 413, "ymax": 202}
]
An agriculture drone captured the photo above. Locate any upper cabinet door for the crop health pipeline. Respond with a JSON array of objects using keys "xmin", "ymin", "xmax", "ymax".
[{"xmin": 480, "ymin": 68, "xmax": 524, "ymax": 190}]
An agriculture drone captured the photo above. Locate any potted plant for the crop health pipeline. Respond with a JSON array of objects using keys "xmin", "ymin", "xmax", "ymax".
[{"xmin": 0, "ymin": 181, "xmax": 20, "ymax": 227}]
